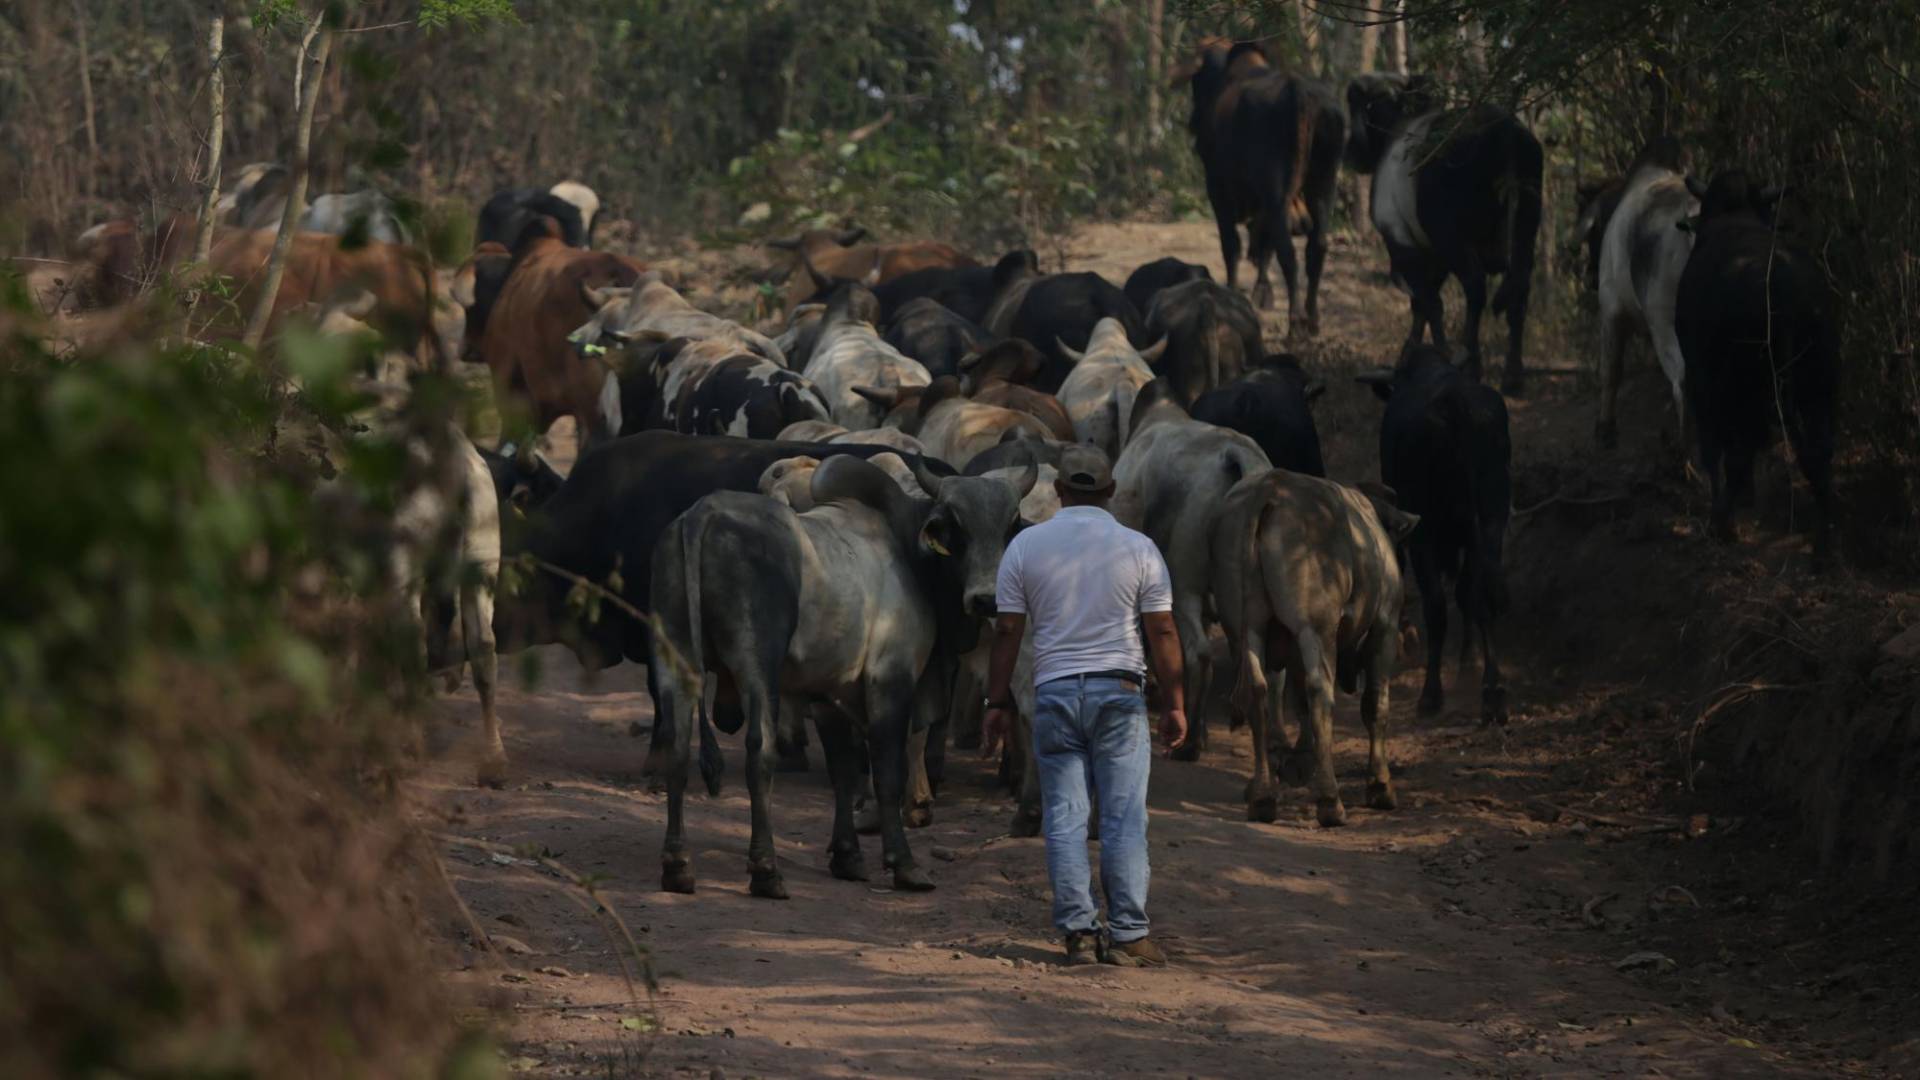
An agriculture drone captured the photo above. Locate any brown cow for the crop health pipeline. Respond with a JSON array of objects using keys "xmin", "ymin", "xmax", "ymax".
[
  {"xmin": 470, "ymin": 233, "xmax": 645, "ymax": 444},
  {"xmin": 851, "ymin": 375, "xmax": 1053, "ymax": 470},
  {"xmin": 201, "ymin": 228, "xmax": 465, "ymax": 372},
  {"xmin": 957, "ymin": 339, "xmax": 1075, "ymax": 441},
  {"xmin": 771, "ymin": 227, "xmax": 978, "ymax": 309}
]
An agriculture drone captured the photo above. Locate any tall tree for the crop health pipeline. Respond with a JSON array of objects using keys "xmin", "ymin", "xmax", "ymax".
[
  {"xmin": 193, "ymin": 8, "xmax": 226, "ymax": 265},
  {"xmin": 241, "ymin": 9, "xmax": 330, "ymax": 350}
]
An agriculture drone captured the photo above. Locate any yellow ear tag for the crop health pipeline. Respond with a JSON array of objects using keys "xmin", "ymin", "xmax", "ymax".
[{"xmin": 926, "ymin": 535, "xmax": 952, "ymax": 556}]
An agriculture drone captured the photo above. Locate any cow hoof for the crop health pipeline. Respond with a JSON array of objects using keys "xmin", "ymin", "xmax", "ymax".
[
  {"xmin": 1417, "ymin": 686, "xmax": 1444, "ymax": 717},
  {"xmin": 892, "ymin": 864, "xmax": 936, "ymax": 892},
  {"xmin": 749, "ymin": 867, "xmax": 790, "ymax": 900},
  {"xmin": 1247, "ymin": 793, "xmax": 1279, "ymax": 824},
  {"xmin": 1594, "ymin": 420, "xmax": 1618, "ymax": 450},
  {"xmin": 1316, "ymin": 797, "xmax": 1348, "ymax": 828},
  {"xmin": 475, "ymin": 756, "xmax": 509, "ymax": 790},
  {"xmin": 905, "ymin": 804, "xmax": 933, "ymax": 829},
  {"xmin": 661, "ymin": 861, "xmax": 697, "ymax": 895},
  {"xmin": 1009, "ymin": 807, "xmax": 1042, "ymax": 838},
  {"xmin": 829, "ymin": 847, "xmax": 870, "ymax": 882},
  {"xmin": 1482, "ymin": 687, "xmax": 1510, "ymax": 726},
  {"xmin": 1367, "ymin": 780, "xmax": 1398, "ymax": 811},
  {"xmin": 853, "ymin": 802, "xmax": 880, "ymax": 835}
]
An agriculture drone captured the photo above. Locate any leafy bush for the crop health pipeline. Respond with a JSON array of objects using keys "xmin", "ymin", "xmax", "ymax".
[{"xmin": 0, "ymin": 278, "xmax": 475, "ymax": 1077}]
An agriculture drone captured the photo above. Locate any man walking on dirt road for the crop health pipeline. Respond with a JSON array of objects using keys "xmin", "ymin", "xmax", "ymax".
[{"xmin": 982, "ymin": 444, "xmax": 1188, "ymax": 967}]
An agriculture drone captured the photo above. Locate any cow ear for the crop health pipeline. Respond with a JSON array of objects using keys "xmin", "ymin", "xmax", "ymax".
[
  {"xmin": 918, "ymin": 505, "xmax": 955, "ymax": 558},
  {"xmin": 1138, "ymin": 337, "xmax": 1170, "ymax": 366}
]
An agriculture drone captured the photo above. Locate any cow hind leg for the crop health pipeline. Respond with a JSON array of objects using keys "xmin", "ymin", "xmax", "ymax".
[
  {"xmin": 658, "ymin": 671, "xmax": 698, "ymax": 895},
  {"xmin": 1248, "ymin": 217, "xmax": 1275, "ymax": 311},
  {"xmin": 462, "ymin": 577, "xmax": 507, "ymax": 789},
  {"xmin": 1297, "ymin": 632, "xmax": 1345, "ymax": 827},
  {"xmin": 1265, "ymin": 213, "xmax": 1301, "ymax": 330},
  {"xmin": 1275, "ymin": 638, "xmax": 1312, "ymax": 786},
  {"xmin": 1457, "ymin": 260, "xmax": 1489, "ymax": 382},
  {"xmin": 1238, "ymin": 624, "xmax": 1279, "ymax": 823},
  {"xmin": 738, "ymin": 679, "xmax": 789, "ymax": 899},
  {"xmin": 1209, "ymin": 187, "xmax": 1243, "ymax": 291},
  {"xmin": 1361, "ymin": 624, "xmax": 1398, "ymax": 811},
  {"xmin": 1596, "ymin": 311, "xmax": 1630, "ymax": 447},
  {"xmin": 814, "ymin": 706, "xmax": 869, "ymax": 883}
]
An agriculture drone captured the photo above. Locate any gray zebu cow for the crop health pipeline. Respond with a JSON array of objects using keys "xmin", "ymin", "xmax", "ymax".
[
  {"xmin": 1111, "ymin": 379, "xmax": 1272, "ymax": 759},
  {"xmin": 1596, "ymin": 137, "xmax": 1697, "ymax": 446},
  {"xmin": 1211, "ymin": 470, "xmax": 1417, "ymax": 826},
  {"xmin": 575, "ymin": 276, "xmax": 787, "ymax": 369},
  {"xmin": 1056, "ymin": 317, "xmax": 1166, "ymax": 460},
  {"xmin": 651, "ymin": 455, "xmax": 1033, "ymax": 896},
  {"xmin": 803, "ymin": 284, "xmax": 933, "ymax": 429}
]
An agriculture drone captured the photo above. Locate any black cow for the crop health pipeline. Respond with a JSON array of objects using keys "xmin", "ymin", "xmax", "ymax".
[
  {"xmin": 871, "ymin": 264, "xmax": 1000, "ymax": 326},
  {"xmin": 1123, "ymin": 257, "xmax": 1213, "ymax": 315},
  {"xmin": 477, "ymin": 182, "xmax": 601, "ymax": 250},
  {"xmin": 652, "ymin": 455, "xmax": 1032, "ymax": 897},
  {"xmin": 1144, "ymin": 278, "xmax": 1264, "ymax": 405},
  {"xmin": 983, "ymin": 250, "xmax": 1145, "ymax": 393},
  {"xmin": 1358, "ymin": 345, "xmax": 1512, "ymax": 724},
  {"xmin": 492, "ymin": 432, "xmax": 958, "ymax": 793},
  {"xmin": 884, "ymin": 297, "xmax": 987, "ymax": 379},
  {"xmin": 1345, "ymin": 74, "xmax": 1543, "ymax": 395},
  {"xmin": 1674, "ymin": 171, "xmax": 1838, "ymax": 560},
  {"xmin": 1191, "ymin": 356, "xmax": 1327, "ymax": 477},
  {"xmin": 1176, "ymin": 38, "xmax": 1346, "ymax": 334}
]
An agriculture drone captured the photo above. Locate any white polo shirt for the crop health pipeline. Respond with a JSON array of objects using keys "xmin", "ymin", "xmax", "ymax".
[{"xmin": 994, "ymin": 505, "xmax": 1174, "ymax": 687}]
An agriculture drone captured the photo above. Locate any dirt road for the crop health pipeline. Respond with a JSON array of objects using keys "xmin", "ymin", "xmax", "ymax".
[{"xmin": 414, "ymin": 220, "xmax": 1886, "ymax": 1078}]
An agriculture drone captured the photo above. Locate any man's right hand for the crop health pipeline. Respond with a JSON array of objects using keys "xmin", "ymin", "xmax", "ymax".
[
  {"xmin": 981, "ymin": 706, "xmax": 1015, "ymax": 760},
  {"xmin": 1159, "ymin": 706, "xmax": 1188, "ymax": 752}
]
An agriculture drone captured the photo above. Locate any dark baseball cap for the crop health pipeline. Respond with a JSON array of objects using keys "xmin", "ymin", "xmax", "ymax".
[{"xmin": 1058, "ymin": 444, "xmax": 1114, "ymax": 492}]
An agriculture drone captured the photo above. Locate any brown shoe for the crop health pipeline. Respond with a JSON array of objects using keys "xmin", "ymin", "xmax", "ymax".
[
  {"xmin": 1103, "ymin": 936, "xmax": 1167, "ymax": 967},
  {"xmin": 1063, "ymin": 931, "xmax": 1101, "ymax": 966}
]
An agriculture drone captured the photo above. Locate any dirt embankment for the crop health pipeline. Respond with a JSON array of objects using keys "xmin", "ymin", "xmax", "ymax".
[{"xmin": 421, "ymin": 219, "xmax": 1918, "ymax": 1078}]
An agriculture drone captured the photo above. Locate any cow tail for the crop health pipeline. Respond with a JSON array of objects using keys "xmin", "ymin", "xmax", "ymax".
[
  {"xmin": 674, "ymin": 509, "xmax": 726, "ymax": 797},
  {"xmin": 1491, "ymin": 126, "xmax": 1543, "ymax": 318},
  {"xmin": 1199, "ymin": 293, "xmax": 1222, "ymax": 395}
]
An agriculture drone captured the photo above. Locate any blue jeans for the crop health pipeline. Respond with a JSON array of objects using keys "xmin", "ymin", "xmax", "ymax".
[{"xmin": 1032, "ymin": 674, "xmax": 1152, "ymax": 943}]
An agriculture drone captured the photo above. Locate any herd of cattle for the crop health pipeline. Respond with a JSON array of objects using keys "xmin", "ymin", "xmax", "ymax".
[{"xmin": 10, "ymin": 38, "xmax": 1840, "ymax": 896}]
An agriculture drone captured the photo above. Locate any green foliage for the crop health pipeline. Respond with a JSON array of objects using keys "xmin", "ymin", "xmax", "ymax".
[{"xmin": 0, "ymin": 280, "xmax": 471, "ymax": 1075}]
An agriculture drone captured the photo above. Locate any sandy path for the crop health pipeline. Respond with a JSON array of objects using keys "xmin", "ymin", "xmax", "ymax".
[{"xmin": 415, "ymin": 219, "xmax": 1825, "ymax": 1078}]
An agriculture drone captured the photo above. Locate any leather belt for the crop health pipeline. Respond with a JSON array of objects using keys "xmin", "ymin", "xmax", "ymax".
[{"xmin": 1045, "ymin": 669, "xmax": 1144, "ymax": 689}]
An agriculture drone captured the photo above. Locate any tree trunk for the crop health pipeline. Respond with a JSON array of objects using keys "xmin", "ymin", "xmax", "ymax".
[
  {"xmin": 1144, "ymin": 0, "xmax": 1165, "ymax": 144},
  {"xmin": 1387, "ymin": 0, "xmax": 1409, "ymax": 76},
  {"xmin": 242, "ymin": 12, "xmax": 331, "ymax": 350},
  {"xmin": 194, "ymin": 10, "xmax": 226, "ymax": 265},
  {"xmin": 73, "ymin": 0, "xmax": 98, "ymax": 202},
  {"xmin": 1349, "ymin": 3, "xmax": 1379, "ymax": 233}
]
